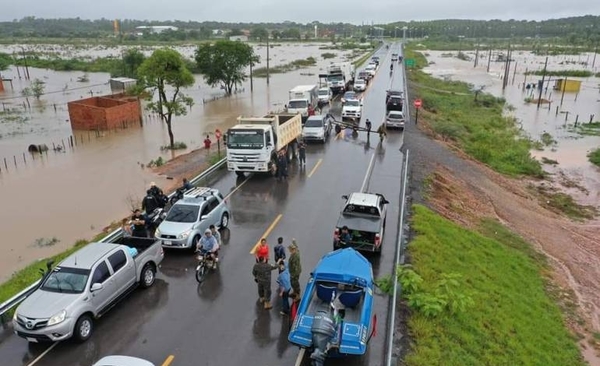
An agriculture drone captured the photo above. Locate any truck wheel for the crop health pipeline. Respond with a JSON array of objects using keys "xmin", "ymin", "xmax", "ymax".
[
  {"xmin": 74, "ymin": 314, "xmax": 93, "ymax": 343},
  {"xmin": 140, "ymin": 263, "xmax": 156, "ymax": 289},
  {"xmin": 220, "ymin": 213, "xmax": 229, "ymax": 229},
  {"xmin": 235, "ymin": 171, "xmax": 245, "ymax": 178}
]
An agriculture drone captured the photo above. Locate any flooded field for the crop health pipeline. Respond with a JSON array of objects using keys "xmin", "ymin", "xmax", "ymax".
[
  {"xmin": 422, "ymin": 49, "xmax": 600, "ymax": 204},
  {"xmin": 0, "ymin": 42, "xmax": 361, "ymax": 281}
]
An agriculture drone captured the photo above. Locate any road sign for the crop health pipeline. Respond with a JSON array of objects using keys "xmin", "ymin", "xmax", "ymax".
[
  {"xmin": 414, "ymin": 99, "xmax": 422, "ymax": 109},
  {"xmin": 215, "ymin": 129, "xmax": 222, "ymax": 140},
  {"xmin": 405, "ymin": 59, "xmax": 415, "ymax": 67}
]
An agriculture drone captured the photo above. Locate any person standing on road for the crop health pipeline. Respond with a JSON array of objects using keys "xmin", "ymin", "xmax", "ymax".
[
  {"xmin": 377, "ymin": 123, "xmax": 387, "ymax": 143},
  {"xmin": 255, "ymin": 238, "xmax": 270, "ymax": 263},
  {"xmin": 253, "ymin": 256, "xmax": 278, "ymax": 309},
  {"xmin": 142, "ymin": 189, "xmax": 159, "ymax": 216},
  {"xmin": 276, "ymin": 259, "xmax": 292, "ymax": 316},
  {"xmin": 365, "ymin": 119, "xmax": 372, "ymax": 134},
  {"xmin": 131, "ymin": 209, "xmax": 147, "ymax": 238},
  {"xmin": 298, "ymin": 140, "xmax": 306, "ymax": 167},
  {"xmin": 288, "ymin": 240, "xmax": 302, "ymax": 299},
  {"xmin": 276, "ymin": 150, "xmax": 288, "ymax": 181},
  {"xmin": 204, "ymin": 135, "xmax": 212, "ymax": 149},
  {"xmin": 274, "ymin": 237, "xmax": 286, "ymax": 263}
]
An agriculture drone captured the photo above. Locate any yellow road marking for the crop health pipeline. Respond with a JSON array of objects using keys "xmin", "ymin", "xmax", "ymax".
[
  {"xmin": 161, "ymin": 355, "xmax": 175, "ymax": 366},
  {"xmin": 224, "ymin": 176, "xmax": 250, "ymax": 201},
  {"xmin": 308, "ymin": 158, "xmax": 323, "ymax": 178},
  {"xmin": 250, "ymin": 214, "xmax": 283, "ymax": 254}
]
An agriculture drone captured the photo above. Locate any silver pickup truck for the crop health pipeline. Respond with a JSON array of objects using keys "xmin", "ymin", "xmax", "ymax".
[{"xmin": 13, "ymin": 236, "xmax": 164, "ymax": 343}]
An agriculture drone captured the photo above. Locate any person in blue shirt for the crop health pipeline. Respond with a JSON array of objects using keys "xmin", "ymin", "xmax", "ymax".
[
  {"xmin": 276, "ymin": 259, "xmax": 293, "ymax": 316},
  {"xmin": 274, "ymin": 237, "xmax": 286, "ymax": 263},
  {"xmin": 198, "ymin": 229, "xmax": 220, "ymax": 268},
  {"xmin": 336, "ymin": 226, "xmax": 352, "ymax": 247},
  {"xmin": 182, "ymin": 178, "xmax": 193, "ymax": 191}
]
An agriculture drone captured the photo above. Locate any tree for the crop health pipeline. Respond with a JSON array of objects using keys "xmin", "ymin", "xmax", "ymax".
[
  {"xmin": 251, "ymin": 26, "xmax": 269, "ymax": 41},
  {"xmin": 228, "ymin": 29, "xmax": 244, "ymax": 37},
  {"xmin": 21, "ymin": 87, "xmax": 32, "ymax": 108},
  {"xmin": 0, "ymin": 53, "xmax": 11, "ymax": 79},
  {"xmin": 122, "ymin": 48, "xmax": 146, "ymax": 78},
  {"xmin": 31, "ymin": 78, "xmax": 45, "ymax": 99},
  {"xmin": 137, "ymin": 48, "xmax": 195, "ymax": 149},
  {"xmin": 194, "ymin": 40, "xmax": 258, "ymax": 95}
]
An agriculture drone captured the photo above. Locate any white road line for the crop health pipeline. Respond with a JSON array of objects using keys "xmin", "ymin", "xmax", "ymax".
[
  {"xmin": 294, "ymin": 348, "xmax": 306, "ymax": 366},
  {"xmin": 223, "ymin": 176, "xmax": 250, "ymax": 201},
  {"xmin": 361, "ymin": 151, "xmax": 377, "ymax": 193},
  {"xmin": 27, "ymin": 342, "xmax": 58, "ymax": 366}
]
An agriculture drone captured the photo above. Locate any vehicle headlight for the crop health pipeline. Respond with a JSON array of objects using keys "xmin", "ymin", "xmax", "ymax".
[
  {"xmin": 179, "ymin": 229, "xmax": 192, "ymax": 239},
  {"xmin": 47, "ymin": 310, "xmax": 67, "ymax": 326},
  {"xmin": 155, "ymin": 228, "xmax": 161, "ymax": 237}
]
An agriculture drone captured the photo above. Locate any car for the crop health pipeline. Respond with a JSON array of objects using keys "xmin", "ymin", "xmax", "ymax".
[
  {"xmin": 353, "ymin": 78, "xmax": 367, "ymax": 92},
  {"xmin": 155, "ymin": 187, "xmax": 230, "ymax": 251},
  {"xmin": 386, "ymin": 89, "xmax": 403, "ymax": 103},
  {"xmin": 386, "ymin": 95, "xmax": 404, "ymax": 112},
  {"xmin": 13, "ymin": 237, "xmax": 164, "ymax": 343},
  {"xmin": 317, "ymin": 87, "xmax": 332, "ymax": 106},
  {"xmin": 302, "ymin": 114, "xmax": 334, "ymax": 142},
  {"xmin": 92, "ymin": 356, "xmax": 155, "ymax": 366},
  {"xmin": 333, "ymin": 192, "xmax": 389, "ymax": 254},
  {"xmin": 391, "ymin": 53, "xmax": 399, "ymax": 62},
  {"xmin": 371, "ymin": 56, "xmax": 380, "ymax": 67},
  {"xmin": 357, "ymin": 71, "xmax": 371, "ymax": 82},
  {"xmin": 341, "ymin": 91, "xmax": 357, "ymax": 104},
  {"xmin": 365, "ymin": 64, "xmax": 376, "ymax": 77},
  {"xmin": 341, "ymin": 99, "xmax": 362, "ymax": 121},
  {"xmin": 386, "ymin": 110, "xmax": 405, "ymax": 129}
]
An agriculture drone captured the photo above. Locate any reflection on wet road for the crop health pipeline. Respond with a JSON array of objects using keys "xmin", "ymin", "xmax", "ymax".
[{"xmin": 0, "ymin": 43, "xmax": 406, "ymax": 366}]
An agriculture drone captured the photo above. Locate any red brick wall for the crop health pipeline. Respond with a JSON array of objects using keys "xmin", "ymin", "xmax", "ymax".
[{"xmin": 67, "ymin": 95, "xmax": 141, "ymax": 131}]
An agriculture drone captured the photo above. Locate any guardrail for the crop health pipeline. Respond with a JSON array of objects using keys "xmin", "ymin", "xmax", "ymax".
[
  {"xmin": 385, "ymin": 42, "xmax": 411, "ymax": 366},
  {"xmin": 0, "ymin": 157, "xmax": 227, "ymax": 324}
]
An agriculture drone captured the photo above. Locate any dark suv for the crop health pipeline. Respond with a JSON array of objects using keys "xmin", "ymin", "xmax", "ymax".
[
  {"xmin": 386, "ymin": 89, "xmax": 403, "ymax": 104},
  {"xmin": 386, "ymin": 96, "xmax": 404, "ymax": 112}
]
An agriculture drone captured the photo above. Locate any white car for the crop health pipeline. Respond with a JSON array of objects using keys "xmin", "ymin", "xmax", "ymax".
[
  {"xmin": 341, "ymin": 99, "xmax": 363, "ymax": 121},
  {"xmin": 386, "ymin": 110, "xmax": 405, "ymax": 129},
  {"xmin": 317, "ymin": 87, "xmax": 332, "ymax": 105},
  {"xmin": 353, "ymin": 79, "xmax": 367, "ymax": 92},
  {"xmin": 365, "ymin": 64, "xmax": 376, "ymax": 77},
  {"xmin": 302, "ymin": 114, "xmax": 334, "ymax": 143},
  {"xmin": 93, "ymin": 356, "xmax": 155, "ymax": 366}
]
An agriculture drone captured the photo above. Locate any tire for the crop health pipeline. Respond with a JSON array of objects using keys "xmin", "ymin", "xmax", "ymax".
[
  {"xmin": 190, "ymin": 235, "xmax": 200, "ymax": 253},
  {"xmin": 220, "ymin": 213, "xmax": 229, "ymax": 229},
  {"xmin": 196, "ymin": 263, "xmax": 206, "ymax": 284},
  {"xmin": 73, "ymin": 314, "xmax": 93, "ymax": 343},
  {"xmin": 235, "ymin": 171, "xmax": 245, "ymax": 178},
  {"xmin": 140, "ymin": 263, "xmax": 156, "ymax": 289}
]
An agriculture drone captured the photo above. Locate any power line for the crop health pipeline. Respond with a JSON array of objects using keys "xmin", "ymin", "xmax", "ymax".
[{"xmin": 0, "ymin": 82, "xmax": 110, "ymax": 102}]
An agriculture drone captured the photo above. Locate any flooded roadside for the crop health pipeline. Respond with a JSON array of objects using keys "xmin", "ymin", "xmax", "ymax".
[
  {"xmin": 0, "ymin": 43, "xmax": 361, "ymax": 282},
  {"xmin": 422, "ymin": 49, "xmax": 600, "ymax": 206}
]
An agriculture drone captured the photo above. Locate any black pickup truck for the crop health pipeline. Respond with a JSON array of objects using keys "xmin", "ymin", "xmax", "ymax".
[{"xmin": 333, "ymin": 192, "xmax": 389, "ymax": 255}]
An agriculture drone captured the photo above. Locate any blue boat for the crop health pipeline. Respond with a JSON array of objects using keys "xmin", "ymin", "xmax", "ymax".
[{"xmin": 288, "ymin": 248, "xmax": 377, "ymax": 366}]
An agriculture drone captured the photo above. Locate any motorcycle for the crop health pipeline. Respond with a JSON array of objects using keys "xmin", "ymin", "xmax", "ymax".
[
  {"xmin": 195, "ymin": 249, "xmax": 218, "ymax": 283},
  {"xmin": 169, "ymin": 187, "xmax": 186, "ymax": 206},
  {"xmin": 146, "ymin": 207, "xmax": 166, "ymax": 236}
]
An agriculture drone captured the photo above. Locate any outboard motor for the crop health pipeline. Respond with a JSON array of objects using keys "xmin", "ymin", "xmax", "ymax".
[{"xmin": 310, "ymin": 308, "xmax": 337, "ymax": 366}]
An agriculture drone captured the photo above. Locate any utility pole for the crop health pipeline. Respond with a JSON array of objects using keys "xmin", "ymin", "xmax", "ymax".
[
  {"xmin": 511, "ymin": 61, "xmax": 517, "ymax": 85},
  {"xmin": 487, "ymin": 48, "xmax": 492, "ymax": 72},
  {"xmin": 560, "ymin": 76, "xmax": 568, "ymax": 106},
  {"xmin": 249, "ymin": 62, "xmax": 254, "ymax": 92},
  {"xmin": 537, "ymin": 56, "xmax": 549, "ymax": 109},
  {"xmin": 474, "ymin": 42, "xmax": 479, "ymax": 68},
  {"xmin": 266, "ymin": 35, "xmax": 270, "ymax": 85},
  {"xmin": 20, "ymin": 47, "xmax": 30, "ymax": 80},
  {"xmin": 502, "ymin": 44, "xmax": 511, "ymax": 90},
  {"xmin": 593, "ymin": 42, "xmax": 598, "ymax": 69}
]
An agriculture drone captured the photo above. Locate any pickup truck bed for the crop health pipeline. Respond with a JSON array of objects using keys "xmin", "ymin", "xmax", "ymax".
[{"xmin": 336, "ymin": 214, "xmax": 381, "ymax": 233}]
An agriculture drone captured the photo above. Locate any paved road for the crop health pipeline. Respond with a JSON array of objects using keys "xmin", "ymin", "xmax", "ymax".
[{"xmin": 0, "ymin": 43, "xmax": 406, "ymax": 366}]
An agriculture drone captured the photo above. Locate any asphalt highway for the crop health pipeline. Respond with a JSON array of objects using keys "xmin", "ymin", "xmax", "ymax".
[{"xmin": 0, "ymin": 43, "xmax": 406, "ymax": 366}]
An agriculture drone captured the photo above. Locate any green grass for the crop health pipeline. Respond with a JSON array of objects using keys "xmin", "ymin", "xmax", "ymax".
[
  {"xmin": 588, "ymin": 148, "xmax": 600, "ymax": 167},
  {"xmin": 12, "ymin": 55, "xmax": 122, "ymax": 73},
  {"xmin": 405, "ymin": 46, "xmax": 543, "ymax": 178},
  {"xmin": 253, "ymin": 57, "xmax": 317, "ymax": 77},
  {"xmin": 404, "ymin": 205, "xmax": 585, "ymax": 366},
  {"xmin": 321, "ymin": 52, "xmax": 336, "ymax": 59},
  {"xmin": 525, "ymin": 69, "xmax": 593, "ymax": 78},
  {"xmin": 352, "ymin": 47, "xmax": 378, "ymax": 67}
]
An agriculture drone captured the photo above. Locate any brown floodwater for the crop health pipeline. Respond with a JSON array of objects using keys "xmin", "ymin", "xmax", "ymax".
[
  {"xmin": 423, "ymin": 50, "xmax": 600, "ymax": 206},
  {"xmin": 0, "ymin": 43, "xmax": 358, "ymax": 282}
]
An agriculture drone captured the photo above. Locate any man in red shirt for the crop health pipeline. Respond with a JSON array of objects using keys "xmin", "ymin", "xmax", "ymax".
[{"xmin": 204, "ymin": 135, "xmax": 212, "ymax": 149}]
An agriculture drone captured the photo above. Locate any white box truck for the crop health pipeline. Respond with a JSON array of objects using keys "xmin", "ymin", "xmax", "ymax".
[
  {"xmin": 286, "ymin": 85, "xmax": 318, "ymax": 118},
  {"xmin": 226, "ymin": 113, "xmax": 303, "ymax": 177},
  {"xmin": 326, "ymin": 62, "xmax": 355, "ymax": 95}
]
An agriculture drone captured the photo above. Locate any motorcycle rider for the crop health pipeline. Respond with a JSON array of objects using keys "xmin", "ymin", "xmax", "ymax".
[
  {"xmin": 390, "ymin": 63, "xmax": 394, "ymax": 71},
  {"xmin": 197, "ymin": 229, "xmax": 219, "ymax": 268},
  {"xmin": 142, "ymin": 189, "xmax": 159, "ymax": 216},
  {"xmin": 209, "ymin": 224, "xmax": 221, "ymax": 246}
]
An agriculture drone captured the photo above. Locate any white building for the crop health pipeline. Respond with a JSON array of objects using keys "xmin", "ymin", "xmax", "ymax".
[
  {"xmin": 229, "ymin": 35, "xmax": 249, "ymax": 42},
  {"xmin": 135, "ymin": 26, "xmax": 179, "ymax": 34}
]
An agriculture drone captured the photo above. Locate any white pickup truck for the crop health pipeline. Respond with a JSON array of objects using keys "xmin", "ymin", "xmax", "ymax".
[{"xmin": 226, "ymin": 113, "xmax": 303, "ymax": 177}]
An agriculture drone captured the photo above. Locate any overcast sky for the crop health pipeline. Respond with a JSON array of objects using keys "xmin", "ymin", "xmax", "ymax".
[{"xmin": 2, "ymin": 0, "xmax": 599, "ymax": 23}]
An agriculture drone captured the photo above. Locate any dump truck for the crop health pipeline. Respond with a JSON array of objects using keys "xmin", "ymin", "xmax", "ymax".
[{"xmin": 226, "ymin": 113, "xmax": 303, "ymax": 177}]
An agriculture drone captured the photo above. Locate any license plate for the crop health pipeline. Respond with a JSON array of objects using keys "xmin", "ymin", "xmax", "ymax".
[
  {"xmin": 26, "ymin": 337, "xmax": 38, "ymax": 343},
  {"xmin": 163, "ymin": 241, "xmax": 172, "ymax": 246}
]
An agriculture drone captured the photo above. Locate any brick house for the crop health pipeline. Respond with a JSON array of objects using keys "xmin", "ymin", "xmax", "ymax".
[{"xmin": 67, "ymin": 94, "xmax": 142, "ymax": 131}]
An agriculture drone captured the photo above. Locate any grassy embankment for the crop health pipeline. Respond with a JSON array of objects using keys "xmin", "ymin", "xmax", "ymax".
[
  {"xmin": 389, "ymin": 205, "xmax": 585, "ymax": 366},
  {"xmin": 252, "ymin": 56, "xmax": 317, "ymax": 77},
  {"xmin": 406, "ymin": 45, "xmax": 596, "ymax": 220},
  {"xmin": 411, "ymin": 38, "xmax": 598, "ymax": 54},
  {"xmin": 588, "ymin": 148, "xmax": 600, "ymax": 167},
  {"xmin": 525, "ymin": 69, "xmax": 600, "ymax": 78}
]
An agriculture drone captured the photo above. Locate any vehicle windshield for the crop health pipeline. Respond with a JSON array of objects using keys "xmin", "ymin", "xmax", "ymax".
[
  {"xmin": 227, "ymin": 129, "xmax": 264, "ymax": 149},
  {"xmin": 343, "ymin": 204, "xmax": 380, "ymax": 217},
  {"xmin": 288, "ymin": 100, "xmax": 308, "ymax": 109},
  {"xmin": 305, "ymin": 118, "xmax": 324, "ymax": 127},
  {"xmin": 389, "ymin": 112, "xmax": 403, "ymax": 119},
  {"xmin": 166, "ymin": 204, "xmax": 200, "ymax": 223},
  {"xmin": 328, "ymin": 75, "xmax": 343, "ymax": 82},
  {"xmin": 356, "ymin": 80, "xmax": 366, "ymax": 85},
  {"xmin": 389, "ymin": 97, "xmax": 402, "ymax": 103},
  {"xmin": 345, "ymin": 100, "xmax": 360, "ymax": 107},
  {"xmin": 41, "ymin": 267, "xmax": 90, "ymax": 294},
  {"xmin": 318, "ymin": 90, "xmax": 329, "ymax": 96},
  {"xmin": 343, "ymin": 93, "xmax": 355, "ymax": 99}
]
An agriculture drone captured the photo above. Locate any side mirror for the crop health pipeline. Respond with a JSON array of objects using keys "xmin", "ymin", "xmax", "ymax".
[
  {"xmin": 46, "ymin": 260, "xmax": 55, "ymax": 271},
  {"xmin": 91, "ymin": 283, "xmax": 103, "ymax": 292},
  {"xmin": 383, "ymin": 199, "xmax": 389, "ymax": 204},
  {"xmin": 200, "ymin": 215, "xmax": 209, "ymax": 221},
  {"xmin": 342, "ymin": 195, "xmax": 348, "ymax": 200},
  {"xmin": 284, "ymin": 104, "xmax": 287, "ymax": 109},
  {"xmin": 266, "ymin": 143, "xmax": 272, "ymax": 147}
]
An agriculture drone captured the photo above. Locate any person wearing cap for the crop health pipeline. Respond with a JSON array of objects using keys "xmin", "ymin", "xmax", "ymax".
[
  {"xmin": 198, "ymin": 228, "xmax": 219, "ymax": 268},
  {"xmin": 252, "ymin": 256, "xmax": 278, "ymax": 310},
  {"xmin": 288, "ymin": 239, "xmax": 302, "ymax": 299},
  {"xmin": 149, "ymin": 182, "xmax": 166, "ymax": 208}
]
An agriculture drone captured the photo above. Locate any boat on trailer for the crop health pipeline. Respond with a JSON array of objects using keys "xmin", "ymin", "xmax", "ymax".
[{"xmin": 288, "ymin": 248, "xmax": 376, "ymax": 366}]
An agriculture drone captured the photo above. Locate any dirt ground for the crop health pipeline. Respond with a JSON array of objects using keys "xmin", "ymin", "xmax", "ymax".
[
  {"xmin": 152, "ymin": 146, "xmax": 217, "ymax": 193},
  {"xmin": 403, "ymin": 104, "xmax": 600, "ymax": 364}
]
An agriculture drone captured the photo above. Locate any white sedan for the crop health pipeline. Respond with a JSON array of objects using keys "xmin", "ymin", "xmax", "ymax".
[{"xmin": 93, "ymin": 356, "xmax": 155, "ymax": 366}]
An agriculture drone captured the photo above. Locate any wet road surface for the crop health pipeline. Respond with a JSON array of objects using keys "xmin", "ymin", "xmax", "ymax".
[{"xmin": 0, "ymin": 43, "xmax": 406, "ymax": 366}]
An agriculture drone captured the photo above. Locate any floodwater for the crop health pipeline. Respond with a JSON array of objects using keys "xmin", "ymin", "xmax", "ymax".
[
  {"xmin": 0, "ymin": 43, "xmax": 359, "ymax": 282},
  {"xmin": 423, "ymin": 49, "xmax": 600, "ymax": 205}
]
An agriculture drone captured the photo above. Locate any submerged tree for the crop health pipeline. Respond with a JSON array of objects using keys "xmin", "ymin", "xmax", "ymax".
[
  {"xmin": 137, "ymin": 48, "xmax": 195, "ymax": 149},
  {"xmin": 30, "ymin": 78, "xmax": 45, "ymax": 99},
  {"xmin": 194, "ymin": 40, "xmax": 258, "ymax": 95}
]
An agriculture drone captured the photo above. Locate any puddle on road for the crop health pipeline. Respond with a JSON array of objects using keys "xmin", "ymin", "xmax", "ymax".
[
  {"xmin": 422, "ymin": 50, "xmax": 600, "ymax": 206},
  {"xmin": 0, "ymin": 43, "xmax": 361, "ymax": 281}
]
